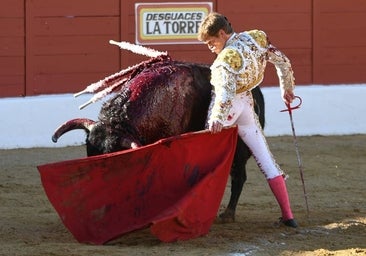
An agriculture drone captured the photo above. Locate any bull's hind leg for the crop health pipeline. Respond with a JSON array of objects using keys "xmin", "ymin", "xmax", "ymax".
[{"xmin": 218, "ymin": 137, "xmax": 251, "ymax": 223}]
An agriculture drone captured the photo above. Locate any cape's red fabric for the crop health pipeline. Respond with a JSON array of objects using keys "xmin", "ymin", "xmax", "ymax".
[{"xmin": 38, "ymin": 127, "xmax": 237, "ymax": 244}]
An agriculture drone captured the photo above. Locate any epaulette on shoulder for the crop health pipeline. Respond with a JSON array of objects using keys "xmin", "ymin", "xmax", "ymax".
[
  {"xmin": 247, "ymin": 30, "xmax": 268, "ymax": 48},
  {"xmin": 216, "ymin": 48, "xmax": 242, "ymax": 71}
]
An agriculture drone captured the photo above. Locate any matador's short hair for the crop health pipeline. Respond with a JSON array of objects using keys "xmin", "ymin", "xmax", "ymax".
[{"xmin": 198, "ymin": 12, "xmax": 233, "ymax": 41}]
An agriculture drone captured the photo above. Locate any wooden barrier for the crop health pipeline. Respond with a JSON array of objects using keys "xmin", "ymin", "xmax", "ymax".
[{"xmin": 1, "ymin": 0, "xmax": 366, "ymax": 97}]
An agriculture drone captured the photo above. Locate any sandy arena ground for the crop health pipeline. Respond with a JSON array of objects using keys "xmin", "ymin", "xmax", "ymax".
[{"xmin": 1, "ymin": 135, "xmax": 365, "ymax": 256}]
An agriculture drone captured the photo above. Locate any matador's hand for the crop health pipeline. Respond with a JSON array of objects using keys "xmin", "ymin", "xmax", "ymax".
[
  {"xmin": 282, "ymin": 89, "xmax": 295, "ymax": 104},
  {"xmin": 209, "ymin": 121, "xmax": 224, "ymax": 134}
]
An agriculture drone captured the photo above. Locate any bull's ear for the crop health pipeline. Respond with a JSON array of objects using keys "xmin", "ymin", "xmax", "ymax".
[{"xmin": 120, "ymin": 138, "xmax": 141, "ymax": 149}]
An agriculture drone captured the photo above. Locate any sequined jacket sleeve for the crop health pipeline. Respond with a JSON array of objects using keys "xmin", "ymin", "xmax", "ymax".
[
  {"xmin": 209, "ymin": 48, "xmax": 241, "ymax": 124},
  {"xmin": 266, "ymin": 43, "xmax": 295, "ymax": 92},
  {"xmin": 248, "ymin": 29, "xmax": 295, "ymax": 92}
]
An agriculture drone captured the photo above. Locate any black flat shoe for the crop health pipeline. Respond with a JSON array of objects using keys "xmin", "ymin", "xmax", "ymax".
[{"xmin": 279, "ymin": 217, "xmax": 298, "ymax": 228}]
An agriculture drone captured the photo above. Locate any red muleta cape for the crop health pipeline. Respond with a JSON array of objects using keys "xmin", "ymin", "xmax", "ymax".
[{"xmin": 38, "ymin": 127, "xmax": 238, "ymax": 244}]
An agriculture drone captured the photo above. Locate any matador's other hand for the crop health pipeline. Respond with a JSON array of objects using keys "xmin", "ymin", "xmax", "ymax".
[{"xmin": 209, "ymin": 121, "xmax": 223, "ymax": 134}]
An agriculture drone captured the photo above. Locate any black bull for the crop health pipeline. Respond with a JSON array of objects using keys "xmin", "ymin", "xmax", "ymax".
[{"xmin": 52, "ymin": 57, "xmax": 265, "ymax": 222}]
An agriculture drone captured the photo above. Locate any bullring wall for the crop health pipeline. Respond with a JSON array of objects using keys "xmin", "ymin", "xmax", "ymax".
[{"xmin": 1, "ymin": 0, "xmax": 366, "ymax": 97}]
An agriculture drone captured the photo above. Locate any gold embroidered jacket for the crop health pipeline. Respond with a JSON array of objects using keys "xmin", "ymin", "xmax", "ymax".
[{"xmin": 209, "ymin": 30, "xmax": 295, "ymax": 124}]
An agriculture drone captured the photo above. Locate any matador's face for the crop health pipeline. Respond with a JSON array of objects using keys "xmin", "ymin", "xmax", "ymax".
[{"xmin": 203, "ymin": 29, "xmax": 230, "ymax": 54}]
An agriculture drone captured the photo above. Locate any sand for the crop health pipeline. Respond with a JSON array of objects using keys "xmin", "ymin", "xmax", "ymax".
[{"xmin": 1, "ymin": 135, "xmax": 365, "ymax": 256}]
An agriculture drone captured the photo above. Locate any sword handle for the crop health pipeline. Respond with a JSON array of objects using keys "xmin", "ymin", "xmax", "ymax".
[{"xmin": 280, "ymin": 96, "xmax": 302, "ymax": 113}]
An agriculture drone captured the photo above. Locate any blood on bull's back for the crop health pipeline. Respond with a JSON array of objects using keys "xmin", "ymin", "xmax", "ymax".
[{"xmin": 98, "ymin": 61, "xmax": 212, "ymax": 146}]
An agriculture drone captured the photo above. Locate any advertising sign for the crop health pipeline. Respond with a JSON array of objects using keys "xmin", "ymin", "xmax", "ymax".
[{"xmin": 135, "ymin": 2, "xmax": 213, "ymax": 45}]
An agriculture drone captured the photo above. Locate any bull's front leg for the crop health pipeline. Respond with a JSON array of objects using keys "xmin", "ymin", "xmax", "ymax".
[{"xmin": 219, "ymin": 137, "xmax": 251, "ymax": 223}]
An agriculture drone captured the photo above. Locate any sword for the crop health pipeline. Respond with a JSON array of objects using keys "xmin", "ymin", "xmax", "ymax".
[{"xmin": 280, "ymin": 96, "xmax": 310, "ymax": 216}]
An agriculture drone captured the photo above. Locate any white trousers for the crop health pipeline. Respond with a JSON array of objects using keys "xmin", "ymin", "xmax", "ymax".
[{"xmin": 215, "ymin": 90, "xmax": 284, "ymax": 180}]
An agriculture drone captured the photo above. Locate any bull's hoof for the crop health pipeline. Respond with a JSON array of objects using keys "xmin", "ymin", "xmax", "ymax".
[{"xmin": 216, "ymin": 209, "xmax": 236, "ymax": 223}]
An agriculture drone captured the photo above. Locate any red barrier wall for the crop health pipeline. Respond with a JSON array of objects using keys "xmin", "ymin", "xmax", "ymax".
[{"xmin": 1, "ymin": 0, "xmax": 365, "ymax": 97}]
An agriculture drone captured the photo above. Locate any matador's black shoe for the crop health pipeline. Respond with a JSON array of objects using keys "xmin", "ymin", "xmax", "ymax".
[{"xmin": 279, "ymin": 217, "xmax": 298, "ymax": 228}]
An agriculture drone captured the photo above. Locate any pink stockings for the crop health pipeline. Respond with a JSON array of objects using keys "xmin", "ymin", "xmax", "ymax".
[{"xmin": 268, "ymin": 175, "xmax": 294, "ymax": 220}]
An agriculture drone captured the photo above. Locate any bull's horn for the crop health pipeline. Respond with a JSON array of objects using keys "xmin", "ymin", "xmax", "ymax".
[{"xmin": 52, "ymin": 118, "xmax": 96, "ymax": 143}]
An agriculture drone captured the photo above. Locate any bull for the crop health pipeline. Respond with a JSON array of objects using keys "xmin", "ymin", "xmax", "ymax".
[{"xmin": 51, "ymin": 43, "xmax": 265, "ymax": 222}]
